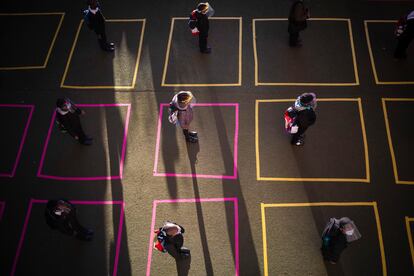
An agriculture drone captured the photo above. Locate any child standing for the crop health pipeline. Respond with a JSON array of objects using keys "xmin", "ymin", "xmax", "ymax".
[{"xmin": 168, "ymin": 91, "xmax": 198, "ymax": 143}]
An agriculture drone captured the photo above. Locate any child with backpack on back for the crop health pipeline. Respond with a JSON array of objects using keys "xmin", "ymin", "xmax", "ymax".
[
  {"xmin": 284, "ymin": 92, "xmax": 317, "ymax": 146},
  {"xmin": 153, "ymin": 221, "xmax": 191, "ymax": 258},
  {"xmin": 188, "ymin": 2, "xmax": 215, "ymax": 53}
]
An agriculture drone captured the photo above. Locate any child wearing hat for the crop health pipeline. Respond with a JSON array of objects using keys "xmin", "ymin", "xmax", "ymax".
[
  {"xmin": 56, "ymin": 98, "xmax": 93, "ymax": 145},
  {"xmin": 288, "ymin": 92, "xmax": 317, "ymax": 146},
  {"xmin": 168, "ymin": 91, "xmax": 198, "ymax": 143}
]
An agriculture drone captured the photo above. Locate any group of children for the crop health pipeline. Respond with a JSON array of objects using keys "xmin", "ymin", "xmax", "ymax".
[
  {"xmin": 55, "ymin": 91, "xmax": 317, "ymax": 147},
  {"xmin": 49, "ymin": 0, "xmax": 414, "ymax": 271},
  {"xmin": 45, "ymin": 198, "xmax": 361, "ymax": 266}
]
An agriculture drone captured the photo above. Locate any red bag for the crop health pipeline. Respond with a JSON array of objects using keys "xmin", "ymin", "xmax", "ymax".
[
  {"xmin": 395, "ymin": 17, "xmax": 407, "ymax": 38},
  {"xmin": 188, "ymin": 11, "xmax": 199, "ymax": 36},
  {"xmin": 284, "ymin": 107, "xmax": 298, "ymax": 134}
]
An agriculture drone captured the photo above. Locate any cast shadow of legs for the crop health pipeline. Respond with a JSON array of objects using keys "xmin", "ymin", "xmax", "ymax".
[
  {"xmin": 167, "ymin": 245, "xmax": 192, "ymax": 276},
  {"xmin": 186, "ymin": 141, "xmax": 214, "ymax": 275},
  {"xmin": 211, "ymin": 93, "xmax": 261, "ymax": 274}
]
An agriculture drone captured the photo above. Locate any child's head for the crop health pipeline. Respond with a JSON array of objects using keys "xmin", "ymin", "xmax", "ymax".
[
  {"xmin": 197, "ymin": 2, "xmax": 209, "ymax": 14},
  {"xmin": 56, "ymin": 98, "xmax": 70, "ymax": 110},
  {"xmin": 177, "ymin": 91, "xmax": 193, "ymax": 106}
]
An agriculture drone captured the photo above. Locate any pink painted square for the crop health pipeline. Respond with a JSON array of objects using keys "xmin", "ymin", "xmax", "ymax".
[
  {"xmin": 153, "ymin": 103, "xmax": 239, "ymax": 179},
  {"xmin": 146, "ymin": 198, "xmax": 239, "ymax": 275},
  {"xmin": 10, "ymin": 199, "xmax": 125, "ymax": 276},
  {"xmin": 37, "ymin": 103, "xmax": 131, "ymax": 181},
  {"xmin": 0, "ymin": 104, "xmax": 34, "ymax": 178}
]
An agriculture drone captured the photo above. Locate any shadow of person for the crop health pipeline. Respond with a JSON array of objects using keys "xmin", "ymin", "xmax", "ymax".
[
  {"xmin": 324, "ymin": 259, "xmax": 346, "ymax": 276},
  {"xmin": 186, "ymin": 139, "xmax": 200, "ymax": 167},
  {"xmin": 166, "ymin": 245, "xmax": 192, "ymax": 276},
  {"xmin": 185, "ymin": 140, "xmax": 215, "ymax": 275}
]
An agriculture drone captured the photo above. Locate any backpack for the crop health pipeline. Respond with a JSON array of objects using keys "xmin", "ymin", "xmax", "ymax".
[
  {"xmin": 321, "ymin": 218, "xmax": 337, "ymax": 247},
  {"xmin": 395, "ymin": 17, "xmax": 407, "ymax": 38},
  {"xmin": 188, "ymin": 11, "xmax": 200, "ymax": 35},
  {"xmin": 284, "ymin": 106, "xmax": 299, "ymax": 134},
  {"xmin": 154, "ymin": 221, "xmax": 184, "ymax": 253},
  {"xmin": 168, "ymin": 103, "xmax": 179, "ymax": 125}
]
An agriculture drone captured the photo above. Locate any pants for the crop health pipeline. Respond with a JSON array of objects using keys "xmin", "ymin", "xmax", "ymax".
[
  {"xmin": 97, "ymin": 32, "xmax": 109, "ymax": 49},
  {"xmin": 291, "ymin": 125, "xmax": 308, "ymax": 144},
  {"xmin": 394, "ymin": 33, "xmax": 413, "ymax": 58},
  {"xmin": 199, "ymin": 32, "xmax": 208, "ymax": 51},
  {"xmin": 166, "ymin": 245, "xmax": 191, "ymax": 276},
  {"xmin": 46, "ymin": 211, "xmax": 91, "ymax": 239},
  {"xmin": 288, "ymin": 21, "xmax": 306, "ymax": 46},
  {"xmin": 289, "ymin": 31, "xmax": 300, "ymax": 46}
]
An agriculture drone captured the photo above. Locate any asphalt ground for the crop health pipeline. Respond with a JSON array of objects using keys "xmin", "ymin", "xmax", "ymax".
[{"xmin": 0, "ymin": 0, "xmax": 414, "ymax": 275}]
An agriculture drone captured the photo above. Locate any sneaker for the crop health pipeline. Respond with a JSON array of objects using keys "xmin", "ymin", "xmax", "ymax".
[
  {"xmin": 186, "ymin": 136, "xmax": 198, "ymax": 143},
  {"xmin": 295, "ymin": 139, "xmax": 304, "ymax": 146},
  {"xmin": 200, "ymin": 47, "xmax": 212, "ymax": 54},
  {"xmin": 80, "ymin": 138, "xmax": 93, "ymax": 145}
]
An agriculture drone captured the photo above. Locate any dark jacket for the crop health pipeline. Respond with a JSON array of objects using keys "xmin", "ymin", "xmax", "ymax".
[
  {"xmin": 402, "ymin": 18, "xmax": 414, "ymax": 38},
  {"xmin": 56, "ymin": 106, "xmax": 84, "ymax": 138},
  {"xmin": 45, "ymin": 200, "xmax": 78, "ymax": 236},
  {"xmin": 88, "ymin": 9, "xmax": 106, "ymax": 35},
  {"xmin": 296, "ymin": 109, "xmax": 316, "ymax": 130},
  {"xmin": 163, "ymin": 224, "xmax": 186, "ymax": 251},
  {"xmin": 288, "ymin": 1, "xmax": 308, "ymax": 33},
  {"xmin": 321, "ymin": 221, "xmax": 348, "ymax": 262},
  {"xmin": 195, "ymin": 12, "xmax": 209, "ymax": 35}
]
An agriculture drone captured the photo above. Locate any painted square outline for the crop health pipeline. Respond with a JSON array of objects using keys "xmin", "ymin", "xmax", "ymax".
[
  {"xmin": 405, "ymin": 217, "xmax": 414, "ymax": 267},
  {"xmin": 0, "ymin": 201, "xmax": 5, "ymax": 221},
  {"xmin": 364, "ymin": 20, "xmax": 414, "ymax": 85},
  {"xmin": 253, "ymin": 18, "xmax": 360, "ymax": 86},
  {"xmin": 161, "ymin": 17, "xmax": 242, "ymax": 87},
  {"xmin": 153, "ymin": 103, "xmax": 239, "ymax": 179},
  {"xmin": 261, "ymin": 202, "xmax": 387, "ymax": 276},
  {"xmin": 382, "ymin": 98, "xmax": 414, "ymax": 184},
  {"xmin": 255, "ymin": 98, "xmax": 370, "ymax": 182},
  {"xmin": 37, "ymin": 103, "xmax": 131, "ymax": 181},
  {"xmin": 146, "ymin": 197, "xmax": 239, "ymax": 276},
  {"xmin": 0, "ymin": 13, "xmax": 65, "ymax": 70},
  {"xmin": 60, "ymin": 19, "xmax": 146, "ymax": 89},
  {"xmin": 10, "ymin": 199, "xmax": 125, "ymax": 276},
  {"xmin": 0, "ymin": 104, "xmax": 35, "ymax": 178}
]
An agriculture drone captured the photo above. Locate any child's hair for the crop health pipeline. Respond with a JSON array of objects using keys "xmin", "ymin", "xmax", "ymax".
[
  {"xmin": 177, "ymin": 92, "xmax": 193, "ymax": 105},
  {"xmin": 56, "ymin": 98, "xmax": 67, "ymax": 108}
]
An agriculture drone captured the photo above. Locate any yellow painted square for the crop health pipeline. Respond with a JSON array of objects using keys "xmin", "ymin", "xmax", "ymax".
[
  {"xmin": 161, "ymin": 17, "xmax": 242, "ymax": 87},
  {"xmin": 382, "ymin": 98, "xmax": 414, "ymax": 184},
  {"xmin": 365, "ymin": 20, "xmax": 414, "ymax": 85},
  {"xmin": 261, "ymin": 202, "xmax": 387, "ymax": 276},
  {"xmin": 60, "ymin": 19, "xmax": 146, "ymax": 89},
  {"xmin": 255, "ymin": 98, "xmax": 370, "ymax": 182},
  {"xmin": 253, "ymin": 18, "xmax": 359, "ymax": 86},
  {"xmin": 405, "ymin": 217, "xmax": 414, "ymax": 267},
  {"xmin": 0, "ymin": 13, "xmax": 64, "ymax": 70}
]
